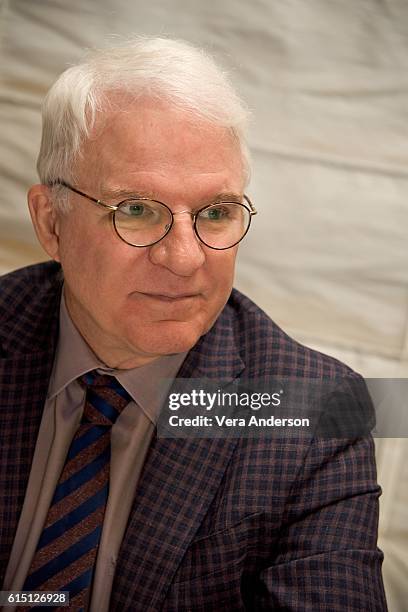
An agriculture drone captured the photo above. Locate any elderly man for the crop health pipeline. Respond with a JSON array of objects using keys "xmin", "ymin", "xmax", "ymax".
[{"xmin": 0, "ymin": 37, "xmax": 386, "ymax": 611}]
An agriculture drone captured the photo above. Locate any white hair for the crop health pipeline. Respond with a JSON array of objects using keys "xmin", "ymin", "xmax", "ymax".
[{"xmin": 37, "ymin": 36, "xmax": 251, "ymax": 210}]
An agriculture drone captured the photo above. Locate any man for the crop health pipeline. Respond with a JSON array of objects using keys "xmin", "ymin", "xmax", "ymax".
[{"xmin": 0, "ymin": 37, "xmax": 386, "ymax": 610}]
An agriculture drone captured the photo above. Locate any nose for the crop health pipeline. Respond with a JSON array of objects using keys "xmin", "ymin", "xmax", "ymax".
[{"xmin": 148, "ymin": 211, "xmax": 205, "ymax": 276}]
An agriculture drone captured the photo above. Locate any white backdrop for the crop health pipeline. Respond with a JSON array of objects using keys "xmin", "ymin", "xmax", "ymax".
[{"xmin": 1, "ymin": 1, "xmax": 407, "ymax": 608}]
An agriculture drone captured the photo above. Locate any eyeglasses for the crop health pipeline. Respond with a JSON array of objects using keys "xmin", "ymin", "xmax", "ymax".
[{"xmin": 55, "ymin": 181, "xmax": 257, "ymax": 250}]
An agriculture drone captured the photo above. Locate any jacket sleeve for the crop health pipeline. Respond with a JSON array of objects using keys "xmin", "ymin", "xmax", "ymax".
[{"xmin": 254, "ymin": 432, "xmax": 387, "ymax": 611}]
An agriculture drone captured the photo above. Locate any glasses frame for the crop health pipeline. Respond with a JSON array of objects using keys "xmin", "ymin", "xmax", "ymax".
[{"xmin": 54, "ymin": 180, "xmax": 257, "ymax": 250}]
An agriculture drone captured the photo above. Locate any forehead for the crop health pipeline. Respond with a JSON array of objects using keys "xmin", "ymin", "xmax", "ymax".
[{"xmin": 76, "ymin": 98, "xmax": 245, "ymax": 196}]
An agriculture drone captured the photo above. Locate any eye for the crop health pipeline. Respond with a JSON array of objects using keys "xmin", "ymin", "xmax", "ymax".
[
  {"xmin": 116, "ymin": 199, "xmax": 170, "ymax": 229},
  {"xmin": 200, "ymin": 205, "xmax": 229, "ymax": 221},
  {"xmin": 128, "ymin": 203, "xmax": 145, "ymax": 216},
  {"xmin": 120, "ymin": 201, "xmax": 153, "ymax": 217},
  {"xmin": 118, "ymin": 200, "xmax": 165, "ymax": 221}
]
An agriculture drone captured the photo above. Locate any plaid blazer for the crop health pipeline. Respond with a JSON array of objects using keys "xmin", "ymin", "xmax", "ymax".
[{"xmin": 0, "ymin": 261, "xmax": 387, "ymax": 611}]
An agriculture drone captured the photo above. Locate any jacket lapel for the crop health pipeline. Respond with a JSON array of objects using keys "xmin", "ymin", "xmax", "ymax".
[{"xmin": 112, "ymin": 302, "xmax": 245, "ymax": 610}]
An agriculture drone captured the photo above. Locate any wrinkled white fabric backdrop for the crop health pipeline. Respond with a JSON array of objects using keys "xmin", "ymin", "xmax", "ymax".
[{"xmin": 1, "ymin": 0, "xmax": 407, "ymax": 608}]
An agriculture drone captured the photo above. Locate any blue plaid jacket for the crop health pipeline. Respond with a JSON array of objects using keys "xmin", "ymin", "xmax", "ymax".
[{"xmin": 0, "ymin": 261, "xmax": 387, "ymax": 610}]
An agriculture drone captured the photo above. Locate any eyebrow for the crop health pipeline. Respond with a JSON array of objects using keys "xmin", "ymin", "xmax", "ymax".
[
  {"xmin": 99, "ymin": 187, "xmax": 243, "ymax": 206},
  {"xmin": 99, "ymin": 186, "xmax": 153, "ymax": 200}
]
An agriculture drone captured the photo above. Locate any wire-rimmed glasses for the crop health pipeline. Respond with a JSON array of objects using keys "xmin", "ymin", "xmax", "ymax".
[{"xmin": 54, "ymin": 180, "xmax": 257, "ymax": 250}]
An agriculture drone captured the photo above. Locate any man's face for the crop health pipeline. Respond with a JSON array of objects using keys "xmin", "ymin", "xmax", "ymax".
[{"xmin": 52, "ymin": 100, "xmax": 246, "ymax": 368}]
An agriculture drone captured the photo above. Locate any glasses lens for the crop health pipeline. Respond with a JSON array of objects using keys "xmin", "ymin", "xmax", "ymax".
[
  {"xmin": 195, "ymin": 202, "xmax": 251, "ymax": 249},
  {"xmin": 114, "ymin": 199, "xmax": 172, "ymax": 246}
]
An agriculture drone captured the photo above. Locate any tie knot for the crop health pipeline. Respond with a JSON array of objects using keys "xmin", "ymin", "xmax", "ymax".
[{"xmin": 79, "ymin": 371, "xmax": 132, "ymax": 426}]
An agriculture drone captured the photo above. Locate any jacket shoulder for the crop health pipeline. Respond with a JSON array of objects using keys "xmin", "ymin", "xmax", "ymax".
[
  {"xmin": 0, "ymin": 261, "xmax": 62, "ymax": 354},
  {"xmin": 0, "ymin": 260, "xmax": 61, "ymax": 286},
  {"xmin": 0, "ymin": 261, "xmax": 61, "ymax": 313},
  {"xmin": 228, "ymin": 288, "xmax": 355, "ymax": 379}
]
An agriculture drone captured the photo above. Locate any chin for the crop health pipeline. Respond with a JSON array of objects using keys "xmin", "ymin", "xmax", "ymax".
[{"xmin": 129, "ymin": 319, "xmax": 208, "ymax": 358}]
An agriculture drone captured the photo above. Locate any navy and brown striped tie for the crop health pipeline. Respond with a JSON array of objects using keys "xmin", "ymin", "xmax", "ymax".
[{"xmin": 23, "ymin": 371, "xmax": 131, "ymax": 610}]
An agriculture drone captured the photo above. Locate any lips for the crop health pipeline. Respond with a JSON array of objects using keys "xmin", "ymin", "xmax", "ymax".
[{"xmin": 137, "ymin": 292, "xmax": 200, "ymax": 302}]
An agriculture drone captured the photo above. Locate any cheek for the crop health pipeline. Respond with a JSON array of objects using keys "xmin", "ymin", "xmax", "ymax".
[
  {"xmin": 211, "ymin": 250, "xmax": 236, "ymax": 285},
  {"xmin": 58, "ymin": 214, "xmax": 119, "ymax": 277},
  {"xmin": 205, "ymin": 252, "xmax": 237, "ymax": 304},
  {"xmin": 57, "ymin": 218, "xmax": 117, "ymax": 304},
  {"xmin": 57, "ymin": 212, "xmax": 93, "ymax": 259}
]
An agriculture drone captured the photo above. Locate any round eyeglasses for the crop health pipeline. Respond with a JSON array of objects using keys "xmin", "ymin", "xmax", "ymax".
[{"xmin": 55, "ymin": 181, "xmax": 257, "ymax": 250}]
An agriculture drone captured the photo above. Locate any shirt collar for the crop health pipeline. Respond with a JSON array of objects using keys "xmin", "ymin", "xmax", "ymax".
[{"xmin": 48, "ymin": 290, "xmax": 187, "ymax": 423}]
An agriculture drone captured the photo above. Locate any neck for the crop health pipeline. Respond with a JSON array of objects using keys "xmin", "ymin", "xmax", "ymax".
[{"xmin": 64, "ymin": 290, "xmax": 160, "ymax": 370}]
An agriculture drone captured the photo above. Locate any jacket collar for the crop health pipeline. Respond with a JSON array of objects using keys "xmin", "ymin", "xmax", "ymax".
[{"xmin": 177, "ymin": 300, "xmax": 245, "ymax": 380}]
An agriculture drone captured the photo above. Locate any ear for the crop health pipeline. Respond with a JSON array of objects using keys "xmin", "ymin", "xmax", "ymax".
[{"xmin": 27, "ymin": 184, "xmax": 61, "ymax": 262}]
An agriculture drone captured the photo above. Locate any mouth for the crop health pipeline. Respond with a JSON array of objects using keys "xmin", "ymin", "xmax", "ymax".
[{"xmin": 136, "ymin": 292, "xmax": 200, "ymax": 303}]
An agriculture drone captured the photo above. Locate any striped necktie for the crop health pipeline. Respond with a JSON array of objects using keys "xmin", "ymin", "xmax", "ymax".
[{"xmin": 23, "ymin": 371, "xmax": 131, "ymax": 610}]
